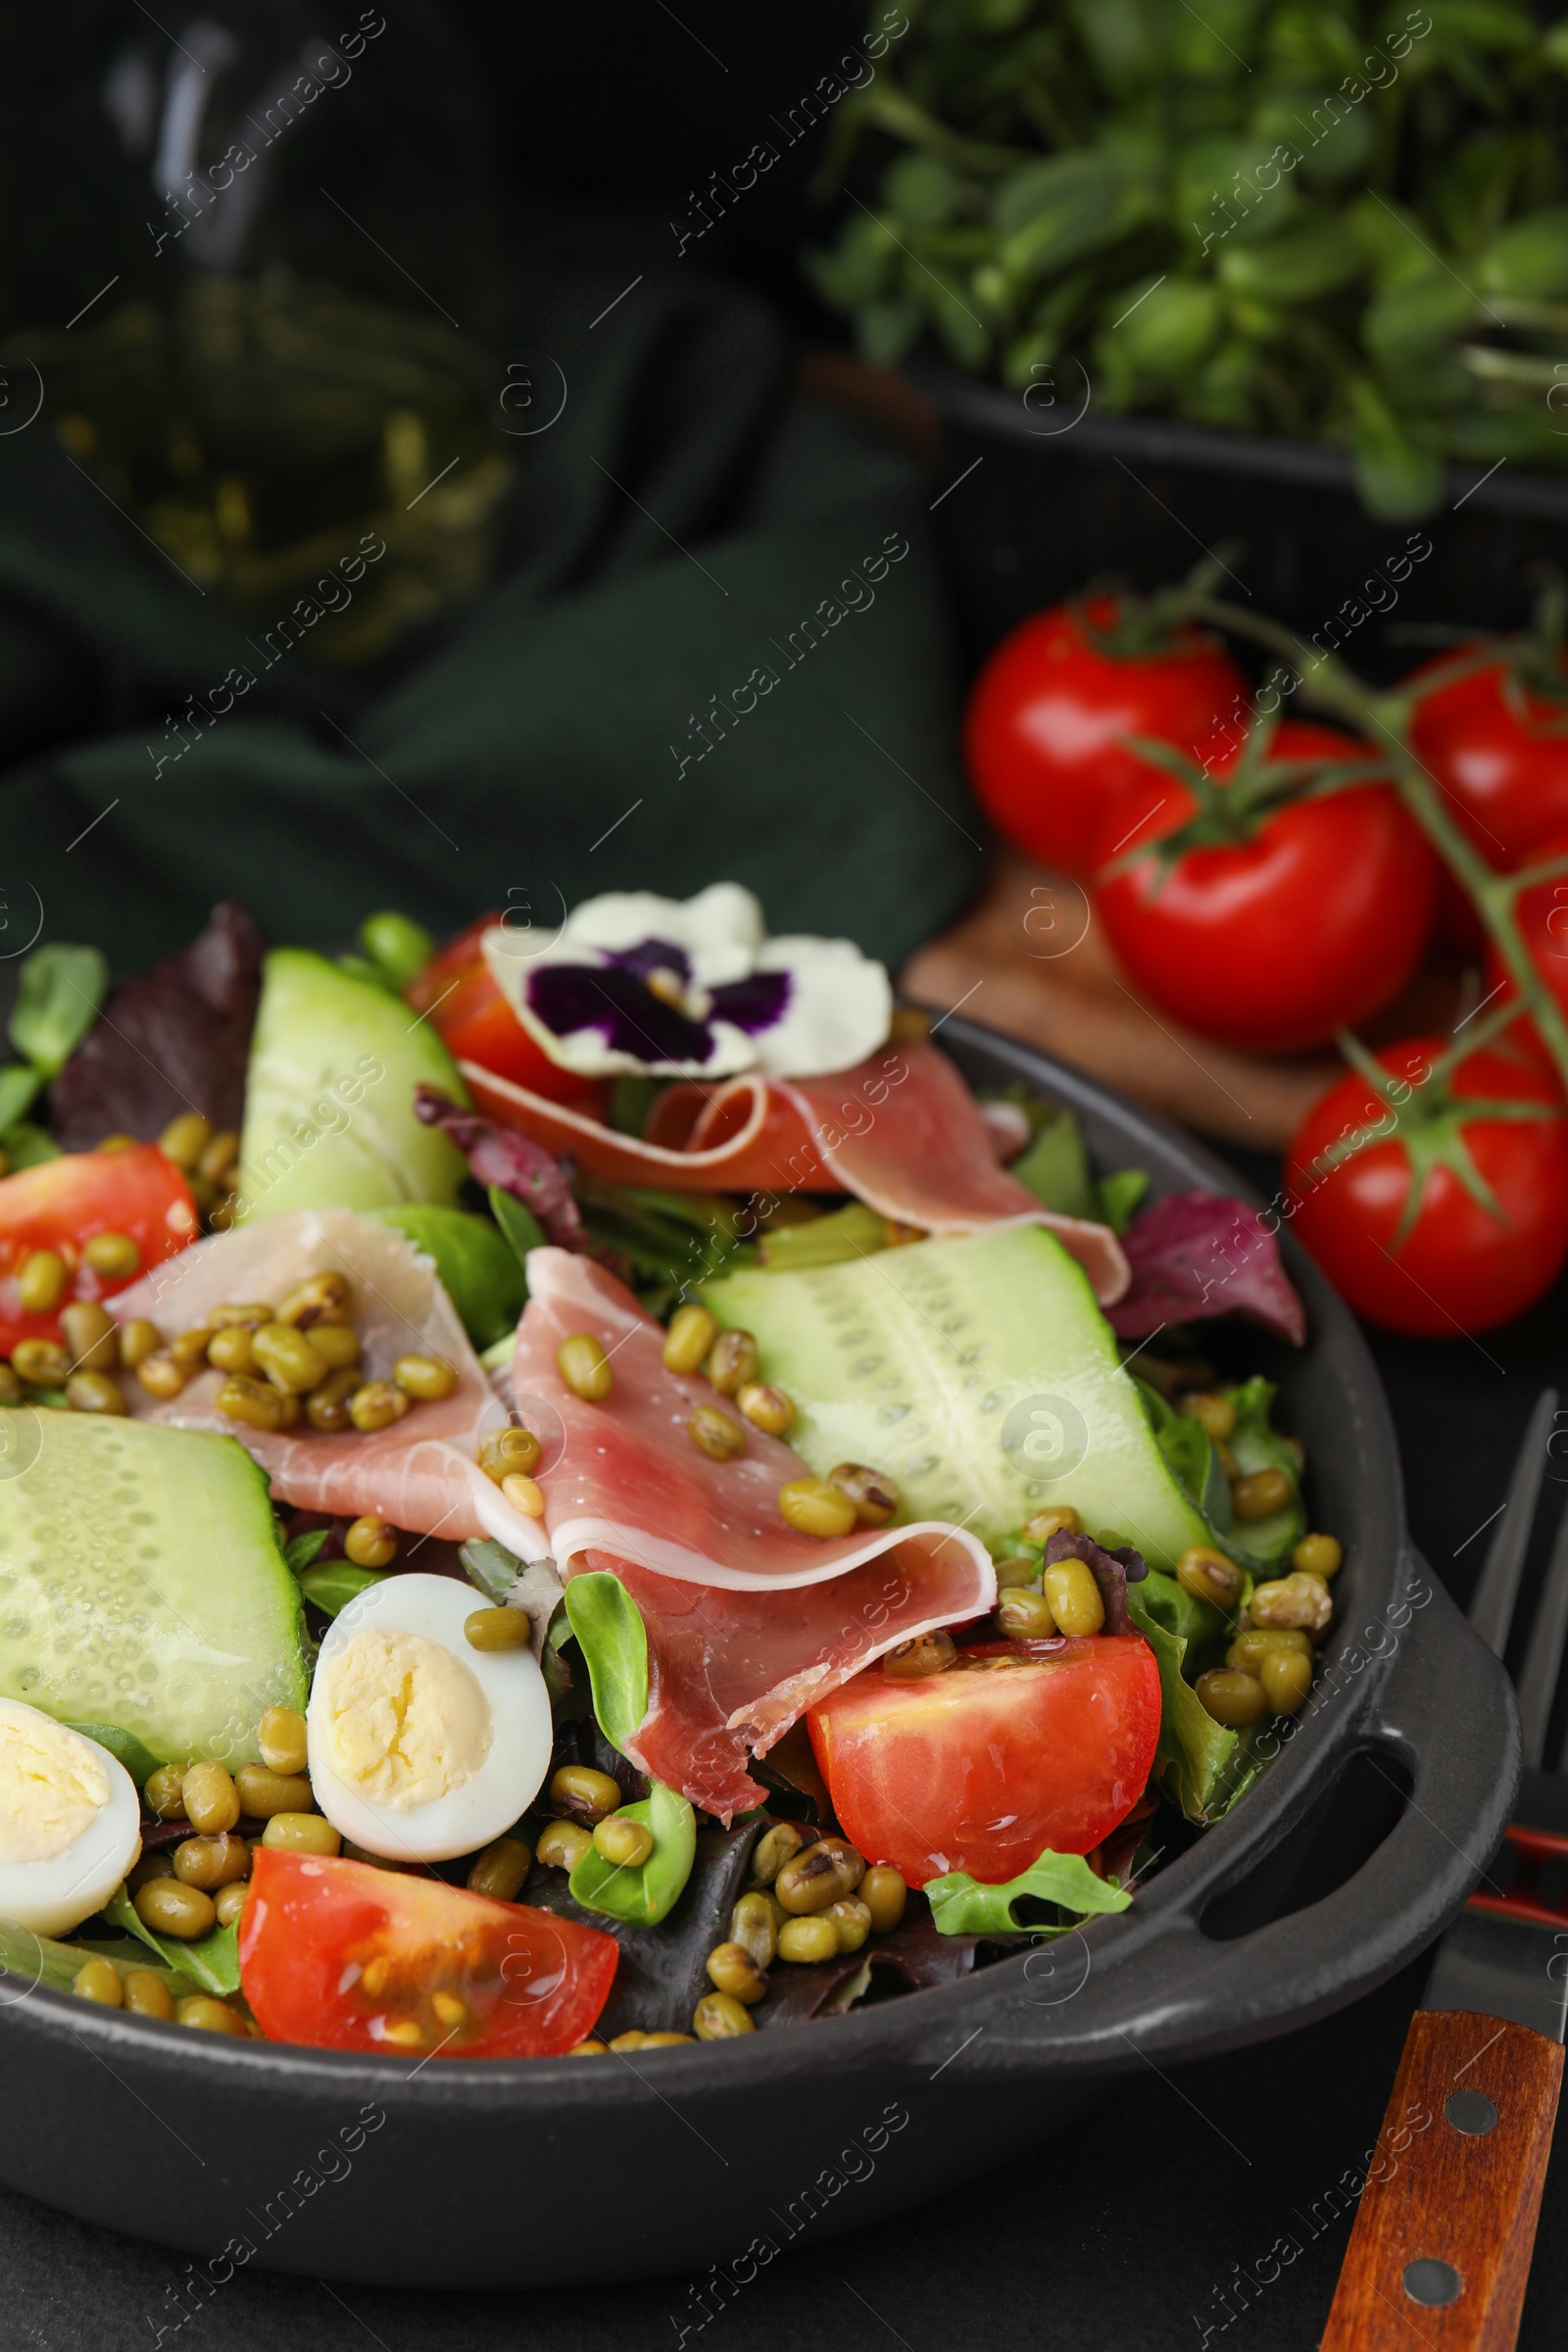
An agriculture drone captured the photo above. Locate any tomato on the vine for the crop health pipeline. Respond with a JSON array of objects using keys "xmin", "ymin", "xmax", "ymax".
[
  {"xmin": 1284, "ymin": 1036, "xmax": 1568, "ymax": 1337},
  {"xmin": 407, "ymin": 914, "xmax": 606, "ymax": 1112},
  {"xmin": 1477, "ymin": 821, "xmax": 1568, "ymax": 1070},
  {"xmin": 1094, "ymin": 718, "xmax": 1438, "ymax": 1053},
  {"xmin": 963, "ymin": 593, "xmax": 1247, "ymax": 878},
  {"xmin": 1408, "ymin": 639, "xmax": 1568, "ymax": 871}
]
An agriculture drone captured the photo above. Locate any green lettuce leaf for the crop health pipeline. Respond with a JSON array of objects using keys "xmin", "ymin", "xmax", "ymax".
[
  {"xmin": 924, "ymin": 1847, "xmax": 1133, "ymax": 1936},
  {"xmin": 0, "ymin": 1920, "xmax": 194, "ymax": 2005},
  {"xmin": 1223, "ymin": 1376, "xmax": 1304, "ymax": 1568},
  {"xmin": 298, "ymin": 1563, "xmax": 388, "ymax": 1617},
  {"xmin": 559, "ymin": 1575, "xmax": 694, "ymax": 1920},
  {"xmin": 105, "ymin": 1886, "xmax": 241, "ymax": 1995},
  {"xmin": 0, "ymin": 1065, "xmax": 41, "ymax": 1131},
  {"xmin": 366, "ymin": 1203, "xmax": 525, "ymax": 1348},
  {"xmin": 1138, "ymin": 1378, "xmax": 1232, "ymax": 1531},
  {"xmin": 1011, "ymin": 1107, "xmax": 1097, "ymax": 1219},
  {"xmin": 1098, "ymin": 1166, "xmax": 1151, "ymax": 1234},
  {"xmin": 577, "ymin": 1180, "xmax": 755, "ymax": 1297},
  {"xmin": 358, "ymin": 911, "xmax": 434, "ymax": 993},
  {"xmin": 1, "ymin": 1123, "xmax": 61, "ymax": 1170},
  {"xmin": 568, "ymin": 1783, "xmax": 698, "ymax": 1927},
  {"xmin": 0, "ymin": 1917, "xmax": 137, "ymax": 1999},
  {"xmin": 64, "ymin": 1722, "xmax": 162, "ymax": 1788},
  {"xmin": 1008, "ymin": 1102, "xmax": 1150, "ymax": 1235},
  {"xmin": 283, "ymin": 1528, "xmax": 332, "ymax": 1576},
  {"xmin": 1126, "ymin": 1582, "xmax": 1262, "ymax": 1823},
  {"xmin": 563, "ymin": 1571, "xmax": 648, "ymax": 1753},
  {"xmin": 9, "ymin": 943, "xmax": 109, "ymax": 1077},
  {"xmin": 488, "ymin": 1184, "xmax": 546, "ymax": 1274},
  {"xmin": 1131, "ymin": 1563, "xmax": 1232, "ymax": 1678},
  {"xmin": 758, "ymin": 1201, "xmax": 888, "ymax": 1270},
  {"xmin": 608, "ymin": 1076, "xmax": 662, "ymax": 1136},
  {"xmin": 72, "ymin": 1935, "xmax": 197, "ymax": 1996},
  {"xmin": 459, "ymin": 1538, "xmax": 521, "ymax": 1604}
]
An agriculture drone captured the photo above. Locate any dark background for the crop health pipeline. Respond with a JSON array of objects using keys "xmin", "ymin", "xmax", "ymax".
[{"xmin": 5, "ymin": 5, "xmax": 1568, "ymax": 2344}]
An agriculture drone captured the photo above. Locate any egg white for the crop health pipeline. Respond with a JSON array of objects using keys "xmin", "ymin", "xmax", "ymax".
[
  {"xmin": 0, "ymin": 1702, "xmax": 143, "ymax": 1936},
  {"xmin": 306, "ymin": 1573, "xmax": 552, "ymax": 1863}
]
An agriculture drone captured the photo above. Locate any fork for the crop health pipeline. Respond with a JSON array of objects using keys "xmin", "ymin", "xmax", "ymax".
[{"xmin": 1321, "ymin": 1386, "xmax": 1568, "ymax": 2350}]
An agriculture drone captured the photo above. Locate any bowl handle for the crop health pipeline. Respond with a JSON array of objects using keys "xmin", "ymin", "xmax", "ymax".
[{"xmin": 918, "ymin": 1564, "xmax": 1521, "ymax": 2076}]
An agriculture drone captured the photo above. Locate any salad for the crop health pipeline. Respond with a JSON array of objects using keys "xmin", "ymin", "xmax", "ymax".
[{"xmin": 0, "ymin": 885, "xmax": 1338, "ymax": 2057}]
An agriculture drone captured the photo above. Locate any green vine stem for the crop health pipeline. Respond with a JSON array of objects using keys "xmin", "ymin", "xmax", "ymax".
[{"xmin": 1181, "ymin": 594, "xmax": 1568, "ymax": 1098}]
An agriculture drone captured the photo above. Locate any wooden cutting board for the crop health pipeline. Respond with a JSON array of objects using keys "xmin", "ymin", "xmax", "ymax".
[{"xmin": 900, "ymin": 853, "xmax": 1467, "ymax": 1152}]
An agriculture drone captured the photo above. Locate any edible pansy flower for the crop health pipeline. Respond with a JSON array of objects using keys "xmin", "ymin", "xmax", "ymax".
[{"xmin": 480, "ymin": 883, "xmax": 893, "ymax": 1081}]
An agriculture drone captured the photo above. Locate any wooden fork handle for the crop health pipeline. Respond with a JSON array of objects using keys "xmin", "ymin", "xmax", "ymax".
[{"xmin": 1320, "ymin": 2009, "xmax": 1564, "ymax": 2350}]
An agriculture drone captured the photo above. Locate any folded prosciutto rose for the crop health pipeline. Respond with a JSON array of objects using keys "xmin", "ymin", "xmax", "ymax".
[{"xmin": 512, "ymin": 1250, "xmax": 997, "ymax": 1820}]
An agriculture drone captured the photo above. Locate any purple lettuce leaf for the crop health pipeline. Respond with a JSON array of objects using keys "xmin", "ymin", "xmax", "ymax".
[
  {"xmin": 1042, "ymin": 1529, "xmax": 1146, "ymax": 1636},
  {"xmin": 49, "ymin": 902, "xmax": 264, "ymax": 1150},
  {"xmin": 755, "ymin": 1896, "xmax": 1002, "ymax": 2028},
  {"xmin": 1106, "ymin": 1190, "xmax": 1306, "ymax": 1348},
  {"xmin": 414, "ymin": 1086, "xmax": 584, "ymax": 1249}
]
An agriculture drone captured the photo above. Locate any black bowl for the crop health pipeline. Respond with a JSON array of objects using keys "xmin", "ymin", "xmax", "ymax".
[{"xmin": 0, "ymin": 1019, "xmax": 1518, "ymax": 2289}]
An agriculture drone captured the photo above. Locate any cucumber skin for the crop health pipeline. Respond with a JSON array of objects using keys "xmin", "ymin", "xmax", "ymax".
[
  {"xmin": 0, "ymin": 1410, "xmax": 308, "ymax": 1767},
  {"xmin": 703, "ymin": 1225, "xmax": 1213, "ymax": 1571},
  {"xmin": 237, "ymin": 949, "xmax": 468, "ymax": 1221}
]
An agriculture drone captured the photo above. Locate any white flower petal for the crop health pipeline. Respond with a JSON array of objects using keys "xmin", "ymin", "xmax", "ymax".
[
  {"xmin": 748, "ymin": 936, "xmax": 893, "ymax": 1078},
  {"xmin": 558, "ymin": 883, "xmax": 764, "ymax": 961}
]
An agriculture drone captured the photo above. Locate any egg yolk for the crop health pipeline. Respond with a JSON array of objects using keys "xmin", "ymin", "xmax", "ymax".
[
  {"xmin": 0, "ymin": 1713, "xmax": 110, "ymax": 1863},
  {"xmin": 318, "ymin": 1629, "xmax": 492, "ymax": 1810}
]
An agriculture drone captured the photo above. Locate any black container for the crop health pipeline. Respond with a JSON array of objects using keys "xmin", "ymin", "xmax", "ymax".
[
  {"xmin": 0, "ymin": 1019, "xmax": 1518, "ymax": 2289},
  {"xmin": 910, "ymin": 356, "xmax": 1568, "ymax": 670}
]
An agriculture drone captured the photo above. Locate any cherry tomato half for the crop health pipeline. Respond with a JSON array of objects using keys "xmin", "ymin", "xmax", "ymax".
[
  {"xmin": 1408, "ymin": 646, "xmax": 1568, "ymax": 871},
  {"xmin": 239, "ymin": 1850, "xmax": 618, "ymax": 2058},
  {"xmin": 0, "ymin": 1144, "xmax": 197, "ymax": 1355},
  {"xmin": 407, "ymin": 914, "xmax": 606, "ymax": 1112},
  {"xmin": 1094, "ymin": 720, "xmax": 1437, "ymax": 1053},
  {"xmin": 807, "ymin": 1636, "xmax": 1160, "ymax": 1887},
  {"xmin": 963, "ymin": 595, "xmax": 1247, "ymax": 878},
  {"xmin": 1285, "ymin": 1038, "xmax": 1568, "ymax": 1337}
]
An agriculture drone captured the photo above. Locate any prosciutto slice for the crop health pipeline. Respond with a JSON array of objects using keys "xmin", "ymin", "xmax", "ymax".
[
  {"xmin": 106, "ymin": 1210, "xmax": 548, "ymax": 1557},
  {"xmin": 597, "ymin": 1547, "xmax": 998, "ymax": 1821},
  {"xmin": 514, "ymin": 1249, "xmax": 995, "ymax": 1819},
  {"xmin": 515, "ymin": 1247, "xmax": 993, "ymax": 1594},
  {"xmin": 464, "ymin": 1041, "xmax": 1129, "ymax": 1304}
]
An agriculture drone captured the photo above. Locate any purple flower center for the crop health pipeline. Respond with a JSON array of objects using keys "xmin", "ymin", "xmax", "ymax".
[
  {"xmin": 525, "ymin": 941, "xmax": 793, "ymax": 1066},
  {"xmin": 607, "ymin": 937, "xmax": 693, "ymax": 988}
]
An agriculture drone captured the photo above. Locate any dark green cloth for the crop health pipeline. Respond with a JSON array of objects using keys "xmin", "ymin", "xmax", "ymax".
[{"xmin": 0, "ymin": 223, "xmax": 982, "ymax": 973}]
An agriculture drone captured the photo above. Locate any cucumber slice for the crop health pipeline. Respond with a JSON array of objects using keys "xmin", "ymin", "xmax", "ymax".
[
  {"xmin": 703, "ymin": 1226, "xmax": 1214, "ymax": 1569},
  {"xmin": 0, "ymin": 1410, "xmax": 308, "ymax": 1767},
  {"xmin": 237, "ymin": 949, "xmax": 468, "ymax": 1221}
]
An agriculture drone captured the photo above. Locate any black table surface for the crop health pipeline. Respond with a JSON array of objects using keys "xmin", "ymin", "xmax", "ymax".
[{"xmin": 8, "ymin": 1178, "xmax": 1568, "ymax": 2351}]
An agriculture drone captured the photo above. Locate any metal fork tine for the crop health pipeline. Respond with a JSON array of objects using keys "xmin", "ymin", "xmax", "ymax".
[
  {"xmin": 1518, "ymin": 1496, "xmax": 1568, "ymax": 1768},
  {"xmin": 1470, "ymin": 1386, "xmax": 1558, "ymax": 1656}
]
